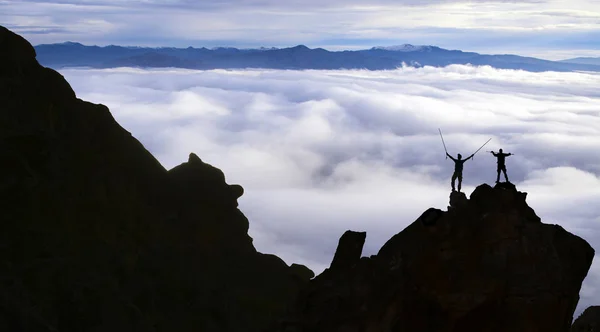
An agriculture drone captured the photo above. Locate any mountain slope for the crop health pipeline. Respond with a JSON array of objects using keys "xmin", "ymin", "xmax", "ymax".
[
  {"xmin": 1, "ymin": 25, "xmax": 313, "ymax": 332},
  {"xmin": 561, "ymin": 57, "xmax": 600, "ymax": 66}
]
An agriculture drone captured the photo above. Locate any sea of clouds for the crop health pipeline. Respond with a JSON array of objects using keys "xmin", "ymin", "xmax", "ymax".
[{"xmin": 60, "ymin": 65, "xmax": 600, "ymax": 314}]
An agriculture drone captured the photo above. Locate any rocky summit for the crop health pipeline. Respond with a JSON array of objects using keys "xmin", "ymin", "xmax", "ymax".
[
  {"xmin": 275, "ymin": 182, "xmax": 594, "ymax": 332},
  {"xmin": 0, "ymin": 25, "xmax": 596, "ymax": 332}
]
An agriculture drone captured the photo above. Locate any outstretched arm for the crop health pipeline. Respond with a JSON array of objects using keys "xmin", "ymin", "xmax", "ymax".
[
  {"xmin": 466, "ymin": 154, "xmax": 474, "ymax": 161},
  {"xmin": 446, "ymin": 152, "xmax": 456, "ymax": 161},
  {"xmin": 491, "ymin": 151, "xmax": 497, "ymax": 156}
]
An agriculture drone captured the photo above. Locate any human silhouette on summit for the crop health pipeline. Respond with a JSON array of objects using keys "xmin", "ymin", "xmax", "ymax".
[
  {"xmin": 489, "ymin": 149, "xmax": 513, "ymax": 183},
  {"xmin": 446, "ymin": 152, "xmax": 474, "ymax": 192}
]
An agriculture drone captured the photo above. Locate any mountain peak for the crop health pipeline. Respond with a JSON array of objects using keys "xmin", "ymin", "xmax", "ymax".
[
  {"xmin": 211, "ymin": 46, "xmax": 239, "ymax": 51},
  {"xmin": 54, "ymin": 41, "xmax": 84, "ymax": 47},
  {"xmin": 290, "ymin": 44, "xmax": 310, "ymax": 50},
  {"xmin": 257, "ymin": 46, "xmax": 279, "ymax": 51},
  {"xmin": 210, "ymin": 46, "xmax": 279, "ymax": 52},
  {"xmin": 371, "ymin": 44, "xmax": 431, "ymax": 52},
  {"xmin": 274, "ymin": 182, "xmax": 594, "ymax": 331}
]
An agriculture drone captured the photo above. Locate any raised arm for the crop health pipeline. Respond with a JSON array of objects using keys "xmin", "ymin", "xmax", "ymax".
[
  {"xmin": 490, "ymin": 151, "xmax": 497, "ymax": 156},
  {"xmin": 446, "ymin": 152, "xmax": 456, "ymax": 161},
  {"xmin": 466, "ymin": 154, "xmax": 474, "ymax": 161}
]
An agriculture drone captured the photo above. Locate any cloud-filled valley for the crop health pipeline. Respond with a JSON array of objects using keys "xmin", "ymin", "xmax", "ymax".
[{"xmin": 60, "ymin": 65, "xmax": 600, "ymax": 314}]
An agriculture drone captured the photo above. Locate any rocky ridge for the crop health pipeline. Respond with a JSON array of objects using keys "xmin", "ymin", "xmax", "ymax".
[{"xmin": 275, "ymin": 183, "xmax": 594, "ymax": 332}]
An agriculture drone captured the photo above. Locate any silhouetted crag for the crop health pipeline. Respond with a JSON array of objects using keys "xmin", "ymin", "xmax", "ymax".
[
  {"xmin": 0, "ymin": 26, "xmax": 312, "ymax": 332},
  {"xmin": 276, "ymin": 182, "xmax": 594, "ymax": 332},
  {"xmin": 572, "ymin": 306, "xmax": 600, "ymax": 332}
]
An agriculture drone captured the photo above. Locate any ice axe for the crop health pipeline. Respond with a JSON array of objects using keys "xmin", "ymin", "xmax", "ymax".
[
  {"xmin": 471, "ymin": 138, "xmax": 492, "ymax": 159},
  {"xmin": 438, "ymin": 128, "xmax": 448, "ymax": 159}
]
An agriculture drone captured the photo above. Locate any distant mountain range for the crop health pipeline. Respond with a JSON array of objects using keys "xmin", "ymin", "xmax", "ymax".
[
  {"xmin": 560, "ymin": 57, "xmax": 600, "ymax": 66},
  {"xmin": 34, "ymin": 42, "xmax": 600, "ymax": 72}
]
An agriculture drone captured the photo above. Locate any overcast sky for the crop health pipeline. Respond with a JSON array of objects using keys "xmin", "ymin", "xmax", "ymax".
[
  {"xmin": 59, "ymin": 65, "xmax": 600, "ymax": 315},
  {"xmin": 2, "ymin": 0, "xmax": 600, "ymax": 59}
]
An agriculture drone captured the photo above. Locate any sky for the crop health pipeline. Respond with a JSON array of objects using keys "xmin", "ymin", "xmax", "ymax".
[
  {"xmin": 58, "ymin": 65, "xmax": 600, "ymax": 315},
  {"xmin": 2, "ymin": 0, "xmax": 600, "ymax": 60}
]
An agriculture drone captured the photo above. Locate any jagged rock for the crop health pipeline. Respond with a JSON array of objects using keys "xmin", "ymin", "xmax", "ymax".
[
  {"xmin": 449, "ymin": 190, "xmax": 467, "ymax": 209},
  {"xmin": 169, "ymin": 152, "xmax": 246, "ymax": 209},
  {"xmin": 417, "ymin": 207, "xmax": 444, "ymax": 227},
  {"xmin": 330, "ymin": 231, "xmax": 367, "ymax": 270},
  {"xmin": 0, "ymin": 25, "xmax": 37, "ymax": 74},
  {"xmin": 572, "ymin": 306, "xmax": 600, "ymax": 331},
  {"xmin": 494, "ymin": 181, "xmax": 517, "ymax": 191},
  {"xmin": 277, "ymin": 184, "xmax": 594, "ymax": 332},
  {"xmin": 0, "ymin": 25, "xmax": 311, "ymax": 332},
  {"xmin": 290, "ymin": 264, "xmax": 316, "ymax": 281}
]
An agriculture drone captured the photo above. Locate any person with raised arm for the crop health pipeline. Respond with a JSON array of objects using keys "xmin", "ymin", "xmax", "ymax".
[
  {"xmin": 489, "ymin": 148, "xmax": 513, "ymax": 183},
  {"xmin": 446, "ymin": 152, "xmax": 474, "ymax": 192}
]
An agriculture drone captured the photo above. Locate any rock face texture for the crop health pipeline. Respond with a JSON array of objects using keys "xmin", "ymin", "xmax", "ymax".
[
  {"xmin": 0, "ymin": 26, "xmax": 312, "ymax": 332},
  {"xmin": 572, "ymin": 306, "xmax": 600, "ymax": 332},
  {"xmin": 277, "ymin": 182, "xmax": 595, "ymax": 332}
]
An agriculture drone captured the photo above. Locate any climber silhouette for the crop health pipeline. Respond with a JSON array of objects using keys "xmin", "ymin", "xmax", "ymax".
[
  {"xmin": 489, "ymin": 149, "xmax": 512, "ymax": 183},
  {"xmin": 446, "ymin": 152, "xmax": 474, "ymax": 192}
]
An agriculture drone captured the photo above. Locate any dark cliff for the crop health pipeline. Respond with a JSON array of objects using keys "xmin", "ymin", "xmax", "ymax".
[
  {"xmin": 0, "ymin": 26, "xmax": 313, "ymax": 332},
  {"xmin": 572, "ymin": 306, "xmax": 600, "ymax": 332},
  {"xmin": 275, "ymin": 183, "xmax": 594, "ymax": 332}
]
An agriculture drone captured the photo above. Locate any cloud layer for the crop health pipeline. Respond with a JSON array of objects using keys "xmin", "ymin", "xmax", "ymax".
[
  {"xmin": 4, "ymin": 0, "xmax": 600, "ymax": 59},
  {"xmin": 60, "ymin": 65, "xmax": 600, "ymax": 315}
]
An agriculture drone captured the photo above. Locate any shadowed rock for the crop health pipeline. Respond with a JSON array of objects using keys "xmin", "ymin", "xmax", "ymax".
[
  {"xmin": 330, "ymin": 231, "xmax": 367, "ymax": 270},
  {"xmin": 290, "ymin": 264, "xmax": 316, "ymax": 281},
  {"xmin": 275, "ymin": 184, "xmax": 594, "ymax": 332},
  {"xmin": 449, "ymin": 190, "xmax": 467, "ymax": 209},
  {"xmin": 418, "ymin": 207, "xmax": 444, "ymax": 227},
  {"xmin": 169, "ymin": 152, "xmax": 246, "ymax": 209},
  {"xmin": 0, "ymin": 25, "xmax": 312, "ymax": 332},
  {"xmin": 572, "ymin": 306, "xmax": 600, "ymax": 331}
]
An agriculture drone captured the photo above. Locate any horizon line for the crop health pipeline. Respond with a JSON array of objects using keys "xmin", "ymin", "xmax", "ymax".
[{"xmin": 34, "ymin": 41, "xmax": 572, "ymax": 61}]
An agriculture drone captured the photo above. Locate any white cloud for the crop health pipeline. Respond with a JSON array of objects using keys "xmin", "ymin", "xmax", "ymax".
[{"xmin": 60, "ymin": 65, "xmax": 600, "ymax": 315}]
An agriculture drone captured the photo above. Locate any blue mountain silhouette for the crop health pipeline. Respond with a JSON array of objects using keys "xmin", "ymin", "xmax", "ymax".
[{"xmin": 34, "ymin": 42, "xmax": 600, "ymax": 72}]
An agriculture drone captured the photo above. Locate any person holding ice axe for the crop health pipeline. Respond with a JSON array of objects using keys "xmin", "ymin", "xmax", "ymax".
[
  {"xmin": 439, "ymin": 129, "xmax": 491, "ymax": 192},
  {"xmin": 446, "ymin": 152, "xmax": 473, "ymax": 192}
]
